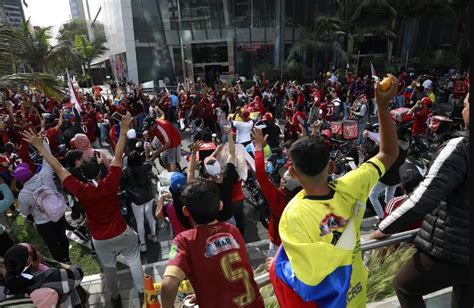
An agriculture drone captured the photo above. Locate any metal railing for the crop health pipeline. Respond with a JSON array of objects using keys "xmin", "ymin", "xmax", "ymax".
[{"xmin": 255, "ymin": 228, "xmax": 419, "ymax": 288}]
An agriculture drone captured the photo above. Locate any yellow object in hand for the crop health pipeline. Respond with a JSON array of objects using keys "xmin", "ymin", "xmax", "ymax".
[{"xmin": 379, "ymin": 77, "xmax": 392, "ymax": 92}]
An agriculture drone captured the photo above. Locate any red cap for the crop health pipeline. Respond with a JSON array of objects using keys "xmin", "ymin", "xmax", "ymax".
[
  {"xmin": 262, "ymin": 112, "xmax": 273, "ymax": 121},
  {"xmin": 420, "ymin": 97, "xmax": 433, "ymax": 106}
]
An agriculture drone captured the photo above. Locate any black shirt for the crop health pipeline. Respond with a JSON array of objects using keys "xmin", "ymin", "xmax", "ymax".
[
  {"xmin": 262, "ymin": 122, "xmax": 281, "ymax": 149},
  {"xmin": 216, "ymin": 162, "xmax": 239, "ymax": 221}
]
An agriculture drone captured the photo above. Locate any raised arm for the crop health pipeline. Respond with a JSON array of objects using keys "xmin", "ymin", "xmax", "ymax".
[
  {"xmin": 23, "ymin": 129, "xmax": 71, "ymax": 182},
  {"xmin": 55, "ymin": 110, "xmax": 64, "ymax": 130},
  {"xmin": 187, "ymin": 140, "xmax": 203, "ymax": 183},
  {"xmin": 373, "ymin": 75, "xmax": 400, "ymax": 171},
  {"xmin": 111, "ymin": 113, "xmax": 132, "ymax": 167},
  {"xmin": 225, "ymin": 125, "xmax": 235, "ymax": 165}
]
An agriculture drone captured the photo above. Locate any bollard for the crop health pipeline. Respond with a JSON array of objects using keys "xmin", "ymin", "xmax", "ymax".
[{"xmin": 144, "ymin": 274, "xmax": 161, "ymax": 308}]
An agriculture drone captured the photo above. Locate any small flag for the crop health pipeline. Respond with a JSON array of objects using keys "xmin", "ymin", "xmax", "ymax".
[
  {"xmin": 67, "ymin": 72, "xmax": 82, "ymax": 114},
  {"xmin": 370, "ymin": 61, "xmax": 378, "ymax": 79}
]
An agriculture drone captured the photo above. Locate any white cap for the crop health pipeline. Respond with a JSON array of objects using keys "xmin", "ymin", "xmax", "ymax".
[{"xmin": 127, "ymin": 129, "xmax": 137, "ymax": 139}]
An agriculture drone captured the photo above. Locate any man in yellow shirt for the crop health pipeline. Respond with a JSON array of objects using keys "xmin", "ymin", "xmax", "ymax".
[{"xmin": 268, "ymin": 75, "xmax": 400, "ymax": 307}]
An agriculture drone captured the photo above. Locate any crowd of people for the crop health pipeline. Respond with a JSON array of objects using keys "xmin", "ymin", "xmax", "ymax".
[{"xmin": 0, "ymin": 66, "xmax": 470, "ymax": 308}]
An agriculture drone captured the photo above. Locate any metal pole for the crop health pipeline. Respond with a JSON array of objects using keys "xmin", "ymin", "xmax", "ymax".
[
  {"xmin": 84, "ymin": 0, "xmax": 95, "ymax": 42},
  {"xmin": 177, "ymin": 0, "xmax": 188, "ymax": 91},
  {"xmin": 405, "ymin": 49, "xmax": 409, "ymax": 70}
]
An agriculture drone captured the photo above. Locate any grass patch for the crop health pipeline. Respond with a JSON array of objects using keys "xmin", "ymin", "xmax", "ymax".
[
  {"xmin": 254, "ymin": 264, "xmax": 279, "ymax": 308},
  {"xmin": 366, "ymin": 245, "xmax": 416, "ymax": 303},
  {"xmin": 10, "ymin": 215, "xmax": 102, "ymax": 275}
]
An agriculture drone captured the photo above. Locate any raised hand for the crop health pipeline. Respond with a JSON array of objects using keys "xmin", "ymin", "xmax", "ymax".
[
  {"xmin": 120, "ymin": 112, "xmax": 132, "ymax": 132},
  {"xmin": 190, "ymin": 140, "xmax": 204, "ymax": 154},
  {"xmin": 375, "ymin": 74, "xmax": 399, "ymax": 107},
  {"xmin": 252, "ymin": 128, "xmax": 268, "ymax": 149},
  {"xmin": 23, "ymin": 129, "xmax": 44, "ymax": 149}
]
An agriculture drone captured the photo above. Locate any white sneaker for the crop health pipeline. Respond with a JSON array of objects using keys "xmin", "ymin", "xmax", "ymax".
[
  {"xmin": 140, "ymin": 243, "xmax": 147, "ymax": 252},
  {"xmin": 148, "ymin": 234, "xmax": 159, "ymax": 243}
]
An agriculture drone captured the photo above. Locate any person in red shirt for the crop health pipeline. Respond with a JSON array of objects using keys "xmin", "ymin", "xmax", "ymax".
[
  {"xmin": 284, "ymin": 98, "xmax": 295, "ymax": 119},
  {"xmin": 160, "ymin": 177, "xmax": 264, "ymax": 308},
  {"xmin": 320, "ymin": 94, "xmax": 335, "ymax": 122},
  {"xmin": 291, "ymin": 104, "xmax": 308, "ymax": 135},
  {"xmin": 41, "ymin": 111, "xmax": 64, "ymax": 156},
  {"xmin": 252, "ymin": 128, "xmax": 302, "ymax": 256},
  {"xmin": 408, "ymin": 97, "xmax": 432, "ymax": 136},
  {"xmin": 144, "ymin": 116, "xmax": 182, "ymax": 171},
  {"xmin": 383, "ymin": 162, "xmax": 424, "ymax": 231},
  {"xmin": 79, "ymin": 111, "xmax": 98, "ymax": 148},
  {"xmin": 23, "ymin": 113, "xmax": 145, "ymax": 308},
  {"xmin": 248, "ymin": 96, "xmax": 266, "ymax": 114}
]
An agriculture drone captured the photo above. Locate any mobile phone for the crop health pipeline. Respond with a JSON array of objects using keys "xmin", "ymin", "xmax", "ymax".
[{"xmin": 111, "ymin": 112, "xmax": 122, "ymax": 122}]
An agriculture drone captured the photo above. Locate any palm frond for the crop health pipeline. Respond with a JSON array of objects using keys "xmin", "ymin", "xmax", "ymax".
[{"xmin": 0, "ymin": 73, "xmax": 65, "ymax": 95}]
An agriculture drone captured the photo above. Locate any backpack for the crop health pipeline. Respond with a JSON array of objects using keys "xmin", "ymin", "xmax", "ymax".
[{"xmin": 32, "ymin": 185, "xmax": 67, "ymax": 222}]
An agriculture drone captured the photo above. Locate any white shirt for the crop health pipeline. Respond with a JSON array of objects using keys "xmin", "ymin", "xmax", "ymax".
[{"xmin": 232, "ymin": 120, "xmax": 254, "ymax": 144}]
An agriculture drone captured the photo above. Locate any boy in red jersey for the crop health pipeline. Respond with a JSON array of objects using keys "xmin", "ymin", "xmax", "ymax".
[{"xmin": 160, "ymin": 178, "xmax": 264, "ymax": 308}]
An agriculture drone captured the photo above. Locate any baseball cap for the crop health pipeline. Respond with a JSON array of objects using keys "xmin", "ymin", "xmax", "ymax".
[
  {"xmin": 13, "ymin": 163, "xmax": 33, "ymax": 183},
  {"xmin": 170, "ymin": 172, "xmax": 186, "ymax": 193},
  {"xmin": 127, "ymin": 129, "xmax": 137, "ymax": 139},
  {"xmin": 399, "ymin": 162, "xmax": 423, "ymax": 193},
  {"xmin": 262, "ymin": 112, "xmax": 273, "ymax": 121},
  {"xmin": 282, "ymin": 170, "xmax": 301, "ymax": 191},
  {"xmin": 203, "ymin": 156, "xmax": 222, "ymax": 177},
  {"xmin": 143, "ymin": 116, "xmax": 155, "ymax": 130}
]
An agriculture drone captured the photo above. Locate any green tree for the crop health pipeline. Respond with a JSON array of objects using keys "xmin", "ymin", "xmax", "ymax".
[
  {"xmin": 56, "ymin": 19, "xmax": 108, "ymax": 86},
  {"xmin": 16, "ymin": 18, "xmax": 67, "ymax": 73},
  {"xmin": 0, "ymin": 24, "xmax": 63, "ymax": 94},
  {"xmin": 287, "ymin": 16, "xmax": 346, "ymax": 79}
]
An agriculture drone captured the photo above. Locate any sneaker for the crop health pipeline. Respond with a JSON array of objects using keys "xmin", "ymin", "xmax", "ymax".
[
  {"xmin": 147, "ymin": 234, "xmax": 159, "ymax": 243},
  {"xmin": 140, "ymin": 243, "xmax": 147, "ymax": 253},
  {"xmin": 91, "ymin": 249, "xmax": 96, "ymax": 257},
  {"xmin": 111, "ymin": 294, "xmax": 122, "ymax": 308},
  {"xmin": 73, "ymin": 226, "xmax": 89, "ymax": 241}
]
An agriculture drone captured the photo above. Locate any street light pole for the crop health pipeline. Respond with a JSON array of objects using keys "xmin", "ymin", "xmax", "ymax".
[
  {"xmin": 177, "ymin": 0, "xmax": 188, "ymax": 91},
  {"xmin": 84, "ymin": 0, "xmax": 95, "ymax": 42}
]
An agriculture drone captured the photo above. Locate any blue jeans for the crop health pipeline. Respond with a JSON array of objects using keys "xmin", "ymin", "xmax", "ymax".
[
  {"xmin": 394, "ymin": 95, "xmax": 404, "ymax": 109},
  {"xmin": 343, "ymin": 101, "xmax": 350, "ymax": 119},
  {"xmin": 368, "ymin": 182, "xmax": 397, "ymax": 219}
]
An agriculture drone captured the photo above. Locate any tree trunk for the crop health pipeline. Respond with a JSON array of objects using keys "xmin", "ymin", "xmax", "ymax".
[
  {"xmin": 387, "ymin": 17, "xmax": 397, "ymax": 63},
  {"xmin": 87, "ymin": 62, "xmax": 92, "ymax": 87},
  {"xmin": 347, "ymin": 34, "xmax": 354, "ymax": 62},
  {"xmin": 312, "ymin": 47, "xmax": 317, "ymax": 80}
]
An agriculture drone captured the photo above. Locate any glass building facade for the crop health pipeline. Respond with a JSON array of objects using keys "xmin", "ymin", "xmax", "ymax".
[
  {"xmin": 100, "ymin": 0, "xmax": 465, "ymax": 84},
  {"xmin": 124, "ymin": 0, "xmax": 335, "ymax": 84}
]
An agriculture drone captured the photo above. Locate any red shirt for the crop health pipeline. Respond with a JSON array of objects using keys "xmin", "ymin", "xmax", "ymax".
[
  {"xmin": 320, "ymin": 101, "xmax": 335, "ymax": 121},
  {"xmin": 151, "ymin": 119, "xmax": 181, "ymax": 148},
  {"xmin": 63, "ymin": 166, "xmax": 127, "ymax": 240},
  {"xmin": 42, "ymin": 127, "xmax": 61, "ymax": 156},
  {"xmin": 411, "ymin": 108, "xmax": 431, "ymax": 136},
  {"xmin": 231, "ymin": 180, "xmax": 244, "ymax": 203},
  {"xmin": 166, "ymin": 222, "xmax": 264, "ymax": 308},
  {"xmin": 81, "ymin": 118, "xmax": 97, "ymax": 143},
  {"xmin": 453, "ymin": 80, "xmax": 468, "ymax": 99},
  {"xmin": 254, "ymin": 150, "xmax": 288, "ymax": 245},
  {"xmin": 296, "ymin": 93, "xmax": 305, "ymax": 105},
  {"xmin": 292, "ymin": 111, "xmax": 308, "ymax": 131},
  {"xmin": 384, "ymin": 195, "xmax": 422, "ymax": 230}
]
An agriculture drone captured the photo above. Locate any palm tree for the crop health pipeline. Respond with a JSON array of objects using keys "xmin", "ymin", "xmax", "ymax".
[
  {"xmin": 0, "ymin": 24, "xmax": 63, "ymax": 94},
  {"xmin": 335, "ymin": 0, "xmax": 397, "ymax": 61},
  {"xmin": 16, "ymin": 18, "xmax": 67, "ymax": 73},
  {"xmin": 73, "ymin": 34, "xmax": 108, "ymax": 87},
  {"xmin": 288, "ymin": 16, "xmax": 347, "ymax": 78}
]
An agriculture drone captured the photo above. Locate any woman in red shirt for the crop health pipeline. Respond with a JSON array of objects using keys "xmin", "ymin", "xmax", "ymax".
[{"xmin": 408, "ymin": 97, "xmax": 432, "ymax": 136}]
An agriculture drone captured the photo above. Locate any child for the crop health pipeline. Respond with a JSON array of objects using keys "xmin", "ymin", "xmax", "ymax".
[
  {"xmin": 155, "ymin": 172, "xmax": 191, "ymax": 237},
  {"xmin": 160, "ymin": 178, "xmax": 264, "ymax": 308}
]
